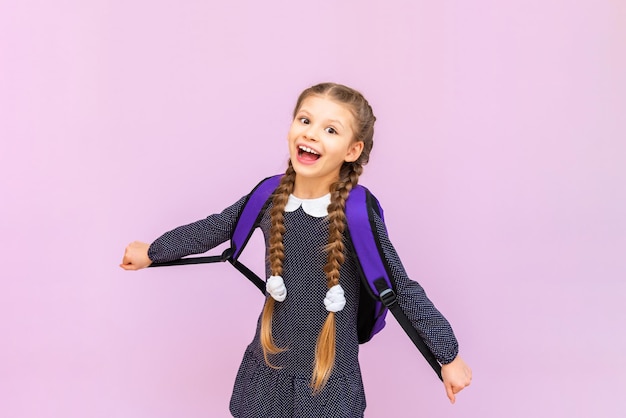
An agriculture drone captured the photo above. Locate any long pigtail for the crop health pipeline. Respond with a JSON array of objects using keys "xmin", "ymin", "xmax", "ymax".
[
  {"xmin": 260, "ymin": 163, "xmax": 296, "ymax": 367},
  {"xmin": 310, "ymin": 163, "xmax": 363, "ymax": 393}
]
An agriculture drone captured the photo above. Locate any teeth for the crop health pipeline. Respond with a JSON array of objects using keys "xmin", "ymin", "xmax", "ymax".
[{"xmin": 299, "ymin": 145, "xmax": 319, "ymax": 155}]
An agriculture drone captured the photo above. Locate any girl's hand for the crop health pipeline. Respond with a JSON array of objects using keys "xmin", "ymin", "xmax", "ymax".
[
  {"xmin": 120, "ymin": 241, "xmax": 152, "ymax": 270},
  {"xmin": 441, "ymin": 355, "xmax": 472, "ymax": 404}
]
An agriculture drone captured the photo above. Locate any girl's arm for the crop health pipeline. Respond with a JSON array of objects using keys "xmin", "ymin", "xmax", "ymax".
[
  {"xmin": 371, "ymin": 210, "xmax": 471, "ymax": 401},
  {"xmin": 120, "ymin": 195, "xmax": 247, "ymax": 270}
]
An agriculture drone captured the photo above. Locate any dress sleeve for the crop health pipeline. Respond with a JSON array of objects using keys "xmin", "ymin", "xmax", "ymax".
[
  {"xmin": 147, "ymin": 195, "xmax": 248, "ymax": 263},
  {"xmin": 371, "ymin": 210, "xmax": 460, "ymax": 364}
]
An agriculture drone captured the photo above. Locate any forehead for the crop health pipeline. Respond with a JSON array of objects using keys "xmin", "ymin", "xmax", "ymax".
[{"xmin": 297, "ymin": 95, "xmax": 355, "ymax": 124}]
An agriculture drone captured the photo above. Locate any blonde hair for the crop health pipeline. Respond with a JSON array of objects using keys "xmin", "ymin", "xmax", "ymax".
[{"xmin": 261, "ymin": 82, "xmax": 376, "ymax": 393}]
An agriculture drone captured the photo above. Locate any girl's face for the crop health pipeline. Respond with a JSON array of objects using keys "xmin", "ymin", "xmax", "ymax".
[{"xmin": 287, "ymin": 95, "xmax": 364, "ymax": 193}]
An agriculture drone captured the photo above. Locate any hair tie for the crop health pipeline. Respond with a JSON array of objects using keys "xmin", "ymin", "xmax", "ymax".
[
  {"xmin": 266, "ymin": 275, "xmax": 287, "ymax": 302},
  {"xmin": 324, "ymin": 284, "xmax": 346, "ymax": 312}
]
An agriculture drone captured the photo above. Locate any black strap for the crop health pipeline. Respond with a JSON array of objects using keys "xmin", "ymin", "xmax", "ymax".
[
  {"xmin": 148, "ymin": 255, "xmax": 224, "ymax": 267},
  {"xmin": 149, "ymin": 253, "xmax": 266, "ymax": 295},
  {"xmin": 375, "ymin": 279, "xmax": 443, "ymax": 381},
  {"xmin": 229, "ymin": 259, "xmax": 266, "ymax": 294}
]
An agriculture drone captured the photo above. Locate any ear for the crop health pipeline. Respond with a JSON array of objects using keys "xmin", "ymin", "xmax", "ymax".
[{"xmin": 344, "ymin": 141, "xmax": 364, "ymax": 163}]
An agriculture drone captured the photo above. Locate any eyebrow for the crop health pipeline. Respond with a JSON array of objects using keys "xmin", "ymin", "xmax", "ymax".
[{"xmin": 327, "ymin": 119, "xmax": 345, "ymax": 129}]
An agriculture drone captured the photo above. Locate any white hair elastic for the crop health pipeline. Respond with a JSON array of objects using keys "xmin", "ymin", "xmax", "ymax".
[
  {"xmin": 266, "ymin": 275, "xmax": 287, "ymax": 302},
  {"xmin": 324, "ymin": 284, "xmax": 346, "ymax": 312}
]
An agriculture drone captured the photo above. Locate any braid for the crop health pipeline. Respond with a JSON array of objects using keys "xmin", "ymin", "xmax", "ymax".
[
  {"xmin": 260, "ymin": 162, "xmax": 296, "ymax": 367},
  {"xmin": 311, "ymin": 162, "xmax": 363, "ymax": 393}
]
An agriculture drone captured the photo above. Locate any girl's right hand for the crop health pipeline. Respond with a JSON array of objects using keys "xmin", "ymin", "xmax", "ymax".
[{"xmin": 120, "ymin": 241, "xmax": 152, "ymax": 270}]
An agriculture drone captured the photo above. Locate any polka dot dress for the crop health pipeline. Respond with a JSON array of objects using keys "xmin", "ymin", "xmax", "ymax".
[{"xmin": 148, "ymin": 191, "xmax": 459, "ymax": 418}]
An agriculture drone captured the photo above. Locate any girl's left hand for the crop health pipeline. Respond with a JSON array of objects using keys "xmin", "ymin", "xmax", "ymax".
[{"xmin": 441, "ymin": 355, "xmax": 472, "ymax": 404}]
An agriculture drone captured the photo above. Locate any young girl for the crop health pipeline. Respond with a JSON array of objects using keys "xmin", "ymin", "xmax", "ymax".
[{"xmin": 121, "ymin": 82, "xmax": 471, "ymax": 417}]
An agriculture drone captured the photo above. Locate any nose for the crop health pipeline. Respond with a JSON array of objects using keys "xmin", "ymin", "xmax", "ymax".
[{"xmin": 304, "ymin": 125, "xmax": 318, "ymax": 141}]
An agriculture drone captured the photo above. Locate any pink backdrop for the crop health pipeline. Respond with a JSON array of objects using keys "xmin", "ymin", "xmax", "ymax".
[{"xmin": 1, "ymin": 1, "xmax": 625, "ymax": 417}]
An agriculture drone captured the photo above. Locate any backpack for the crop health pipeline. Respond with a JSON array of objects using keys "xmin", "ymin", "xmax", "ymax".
[{"xmin": 150, "ymin": 174, "xmax": 443, "ymax": 380}]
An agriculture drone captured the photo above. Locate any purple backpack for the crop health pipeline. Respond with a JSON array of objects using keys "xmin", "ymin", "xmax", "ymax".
[{"xmin": 151, "ymin": 175, "xmax": 442, "ymax": 380}]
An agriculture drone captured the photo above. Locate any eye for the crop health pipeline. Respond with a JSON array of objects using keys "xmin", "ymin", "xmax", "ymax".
[
  {"xmin": 325, "ymin": 127, "xmax": 337, "ymax": 134},
  {"xmin": 299, "ymin": 117, "xmax": 310, "ymax": 125}
]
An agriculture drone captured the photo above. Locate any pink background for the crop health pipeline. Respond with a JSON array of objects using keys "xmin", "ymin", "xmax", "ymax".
[{"xmin": 1, "ymin": 1, "xmax": 625, "ymax": 417}]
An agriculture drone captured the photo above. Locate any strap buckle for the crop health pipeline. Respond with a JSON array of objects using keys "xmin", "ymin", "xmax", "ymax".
[{"xmin": 379, "ymin": 288, "xmax": 397, "ymax": 307}]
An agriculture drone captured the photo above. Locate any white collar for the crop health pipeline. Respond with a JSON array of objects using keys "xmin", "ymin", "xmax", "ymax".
[{"xmin": 285, "ymin": 193, "xmax": 331, "ymax": 217}]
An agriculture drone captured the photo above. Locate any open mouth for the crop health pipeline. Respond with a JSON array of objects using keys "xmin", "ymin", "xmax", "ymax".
[{"xmin": 298, "ymin": 145, "xmax": 321, "ymax": 161}]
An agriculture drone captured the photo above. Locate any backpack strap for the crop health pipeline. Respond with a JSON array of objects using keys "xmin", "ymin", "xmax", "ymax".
[
  {"xmin": 149, "ymin": 175, "xmax": 283, "ymax": 295},
  {"xmin": 225, "ymin": 174, "xmax": 282, "ymax": 293},
  {"xmin": 150, "ymin": 176, "xmax": 443, "ymax": 380},
  {"xmin": 346, "ymin": 186, "xmax": 443, "ymax": 381}
]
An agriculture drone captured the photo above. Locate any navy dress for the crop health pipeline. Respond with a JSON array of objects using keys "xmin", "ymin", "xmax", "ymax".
[{"xmin": 148, "ymin": 191, "xmax": 459, "ymax": 418}]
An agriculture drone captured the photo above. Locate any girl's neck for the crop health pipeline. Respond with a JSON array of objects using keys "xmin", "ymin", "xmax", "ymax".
[{"xmin": 292, "ymin": 175, "xmax": 335, "ymax": 199}]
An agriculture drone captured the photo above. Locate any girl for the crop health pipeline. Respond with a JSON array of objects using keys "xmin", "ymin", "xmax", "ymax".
[{"xmin": 121, "ymin": 82, "xmax": 471, "ymax": 417}]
